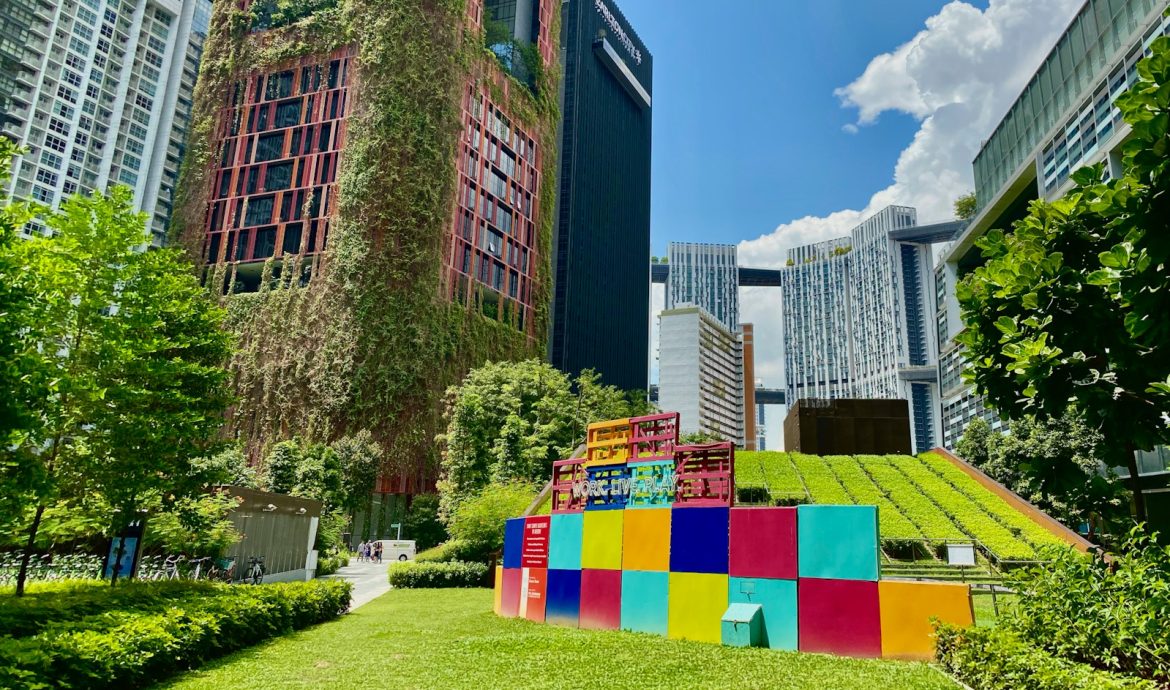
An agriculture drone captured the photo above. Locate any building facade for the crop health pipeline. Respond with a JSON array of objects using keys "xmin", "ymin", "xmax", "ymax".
[
  {"xmin": 938, "ymin": 0, "xmax": 1170, "ymax": 451},
  {"xmin": 665, "ymin": 241, "xmax": 738, "ymax": 332},
  {"xmin": 548, "ymin": 0, "xmax": 652, "ymax": 392},
  {"xmin": 2, "ymin": 0, "xmax": 211, "ymax": 245},
  {"xmin": 173, "ymin": 0, "xmax": 561, "ymax": 490},
  {"xmin": 781, "ymin": 206, "xmax": 944, "ymax": 455},
  {"xmin": 742, "ymin": 322, "xmax": 757, "ymax": 450},
  {"xmin": 658, "ymin": 305, "xmax": 744, "ymax": 446}
]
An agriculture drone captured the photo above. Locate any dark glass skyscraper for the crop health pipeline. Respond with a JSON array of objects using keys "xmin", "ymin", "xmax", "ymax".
[{"xmin": 549, "ymin": 0, "xmax": 652, "ymax": 391}]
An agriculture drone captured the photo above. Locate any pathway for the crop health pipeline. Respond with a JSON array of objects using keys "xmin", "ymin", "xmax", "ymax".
[{"xmin": 326, "ymin": 558, "xmax": 391, "ymax": 609}]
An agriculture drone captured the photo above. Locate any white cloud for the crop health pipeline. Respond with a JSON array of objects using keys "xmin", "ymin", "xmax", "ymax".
[{"xmin": 731, "ymin": 0, "xmax": 1083, "ymax": 447}]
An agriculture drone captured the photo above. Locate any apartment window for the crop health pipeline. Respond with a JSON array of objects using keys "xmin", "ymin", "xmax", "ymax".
[
  {"xmin": 45, "ymin": 135, "xmax": 67, "ymax": 153},
  {"xmin": 40, "ymin": 151, "xmax": 63, "ymax": 169},
  {"xmin": 48, "ymin": 118, "xmax": 70, "ymax": 135},
  {"xmin": 254, "ymin": 133, "xmax": 284, "ymax": 162},
  {"xmin": 144, "ymin": 51, "xmax": 162, "ymax": 69},
  {"xmin": 32, "ymin": 186, "xmax": 53, "ymax": 202},
  {"xmin": 264, "ymin": 162, "xmax": 293, "ymax": 191},
  {"xmin": 274, "ymin": 100, "xmax": 300, "ymax": 128},
  {"xmin": 147, "ymin": 36, "xmax": 166, "ymax": 53},
  {"xmin": 35, "ymin": 169, "xmax": 58, "ymax": 186},
  {"xmin": 134, "ymin": 94, "xmax": 153, "ymax": 110},
  {"xmin": 244, "ymin": 195, "xmax": 275, "ymax": 226},
  {"xmin": 122, "ymin": 154, "xmax": 140, "ymax": 171},
  {"xmin": 57, "ymin": 86, "xmax": 78, "ymax": 105},
  {"xmin": 118, "ymin": 170, "xmax": 137, "ymax": 186},
  {"xmin": 129, "ymin": 123, "xmax": 147, "ymax": 140},
  {"xmin": 73, "ymin": 24, "xmax": 94, "ymax": 41}
]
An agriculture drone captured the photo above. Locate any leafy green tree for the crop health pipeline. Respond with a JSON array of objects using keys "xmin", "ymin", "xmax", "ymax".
[
  {"xmin": 446, "ymin": 481, "xmax": 535, "ymax": 560},
  {"xmin": 437, "ymin": 359, "xmax": 647, "ymax": 519},
  {"xmin": 264, "ymin": 440, "xmax": 302, "ymax": 494},
  {"xmin": 956, "ymin": 37, "xmax": 1170, "ymax": 526},
  {"xmin": 191, "ymin": 446, "xmax": 262, "ymax": 489},
  {"xmin": 331, "ymin": 431, "xmax": 382, "ymax": 515},
  {"xmin": 3, "ymin": 184, "xmax": 233, "ymax": 595},
  {"xmin": 954, "ymin": 192, "xmax": 978, "ymax": 221},
  {"xmin": 402, "ymin": 494, "xmax": 447, "ymax": 551},
  {"xmin": 143, "ymin": 492, "xmax": 242, "ymax": 558}
]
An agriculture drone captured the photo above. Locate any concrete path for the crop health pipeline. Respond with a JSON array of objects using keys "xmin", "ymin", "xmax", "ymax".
[{"xmin": 326, "ymin": 559, "xmax": 391, "ymax": 610}]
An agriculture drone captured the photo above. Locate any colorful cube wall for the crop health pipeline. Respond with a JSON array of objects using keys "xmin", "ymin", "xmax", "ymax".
[{"xmin": 496, "ymin": 414, "xmax": 974, "ymax": 663}]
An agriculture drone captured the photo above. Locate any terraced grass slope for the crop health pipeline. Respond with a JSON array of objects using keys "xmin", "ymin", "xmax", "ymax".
[{"xmin": 736, "ymin": 451, "xmax": 1073, "ymax": 561}]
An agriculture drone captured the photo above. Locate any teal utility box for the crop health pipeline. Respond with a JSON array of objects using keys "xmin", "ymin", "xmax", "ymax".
[{"xmin": 721, "ymin": 603, "xmax": 764, "ymax": 647}]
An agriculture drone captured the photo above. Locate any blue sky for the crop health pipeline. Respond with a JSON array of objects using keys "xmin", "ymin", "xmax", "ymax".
[{"xmin": 614, "ymin": 0, "xmax": 989, "ymax": 255}]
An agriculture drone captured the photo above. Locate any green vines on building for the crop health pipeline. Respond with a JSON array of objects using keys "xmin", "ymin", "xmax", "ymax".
[{"xmin": 171, "ymin": 0, "xmax": 562, "ymax": 486}]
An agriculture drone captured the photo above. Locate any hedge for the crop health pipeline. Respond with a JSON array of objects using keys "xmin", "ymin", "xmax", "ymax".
[
  {"xmin": 0, "ymin": 580, "xmax": 352, "ymax": 689},
  {"xmin": 935, "ymin": 624, "xmax": 1157, "ymax": 690},
  {"xmin": 414, "ymin": 539, "xmax": 488, "ymax": 564},
  {"xmin": 315, "ymin": 553, "xmax": 349, "ymax": 577},
  {"xmin": 388, "ymin": 560, "xmax": 489, "ymax": 588}
]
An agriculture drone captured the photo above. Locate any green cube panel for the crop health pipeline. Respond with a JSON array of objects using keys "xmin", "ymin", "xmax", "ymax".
[
  {"xmin": 548, "ymin": 513, "xmax": 583, "ymax": 571},
  {"xmin": 729, "ymin": 576, "xmax": 798, "ymax": 650},
  {"xmin": 797, "ymin": 505, "xmax": 879, "ymax": 581},
  {"xmin": 620, "ymin": 570, "xmax": 669, "ymax": 635}
]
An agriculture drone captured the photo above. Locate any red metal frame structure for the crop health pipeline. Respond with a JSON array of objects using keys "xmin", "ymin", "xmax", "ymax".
[
  {"xmin": 628, "ymin": 412, "xmax": 679, "ymax": 463},
  {"xmin": 674, "ymin": 442, "xmax": 735, "ymax": 507},
  {"xmin": 551, "ymin": 457, "xmax": 586, "ymax": 513},
  {"xmin": 203, "ymin": 45, "xmax": 356, "ymax": 273}
]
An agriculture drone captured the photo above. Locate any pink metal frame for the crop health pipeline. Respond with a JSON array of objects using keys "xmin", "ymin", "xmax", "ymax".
[
  {"xmin": 674, "ymin": 442, "xmax": 736, "ymax": 507},
  {"xmin": 628, "ymin": 412, "xmax": 680, "ymax": 463}
]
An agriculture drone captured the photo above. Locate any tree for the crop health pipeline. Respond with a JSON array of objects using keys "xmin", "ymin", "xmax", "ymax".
[
  {"xmin": 402, "ymin": 494, "xmax": 447, "ymax": 551},
  {"xmin": 263, "ymin": 440, "xmax": 302, "ymax": 494},
  {"xmin": 4, "ymin": 184, "xmax": 233, "ymax": 595},
  {"xmin": 436, "ymin": 359, "xmax": 649, "ymax": 519},
  {"xmin": 956, "ymin": 37, "xmax": 1170, "ymax": 526},
  {"xmin": 446, "ymin": 481, "xmax": 536, "ymax": 559},
  {"xmin": 331, "ymin": 431, "xmax": 382, "ymax": 515},
  {"xmin": 954, "ymin": 192, "xmax": 977, "ymax": 221}
]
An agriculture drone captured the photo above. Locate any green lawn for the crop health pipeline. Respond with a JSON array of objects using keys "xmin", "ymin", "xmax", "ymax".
[{"xmin": 162, "ymin": 589, "xmax": 959, "ymax": 690}]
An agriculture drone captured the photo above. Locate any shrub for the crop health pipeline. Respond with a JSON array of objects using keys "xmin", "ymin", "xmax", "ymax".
[
  {"xmin": 414, "ymin": 539, "xmax": 484, "ymax": 564},
  {"xmin": 315, "ymin": 552, "xmax": 349, "ymax": 577},
  {"xmin": 445, "ymin": 482, "xmax": 535, "ymax": 558},
  {"xmin": 387, "ymin": 560, "xmax": 489, "ymax": 589},
  {"xmin": 935, "ymin": 624, "xmax": 1156, "ymax": 690},
  {"xmin": 0, "ymin": 579, "xmax": 351, "ymax": 689}
]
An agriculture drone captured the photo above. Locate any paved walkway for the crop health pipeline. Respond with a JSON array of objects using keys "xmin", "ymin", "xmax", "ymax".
[{"xmin": 326, "ymin": 559, "xmax": 391, "ymax": 610}]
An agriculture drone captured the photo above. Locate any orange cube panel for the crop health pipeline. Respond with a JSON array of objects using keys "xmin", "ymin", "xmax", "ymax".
[
  {"xmin": 622, "ymin": 508, "xmax": 671, "ymax": 571},
  {"xmin": 493, "ymin": 565, "xmax": 504, "ymax": 615},
  {"xmin": 879, "ymin": 580, "xmax": 974, "ymax": 660}
]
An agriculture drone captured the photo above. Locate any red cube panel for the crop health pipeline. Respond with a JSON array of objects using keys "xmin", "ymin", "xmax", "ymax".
[
  {"xmin": 579, "ymin": 568, "xmax": 622, "ymax": 630},
  {"xmin": 522, "ymin": 568, "xmax": 547, "ymax": 622},
  {"xmin": 629, "ymin": 412, "xmax": 679, "ymax": 462},
  {"xmin": 675, "ymin": 442, "xmax": 735, "ymax": 507},
  {"xmin": 729, "ymin": 507, "xmax": 797, "ymax": 579},
  {"xmin": 522, "ymin": 516, "xmax": 550, "ymax": 568},
  {"xmin": 552, "ymin": 457, "xmax": 586, "ymax": 513},
  {"xmin": 501, "ymin": 568, "xmax": 523, "ymax": 618},
  {"xmin": 798, "ymin": 578, "xmax": 882, "ymax": 657}
]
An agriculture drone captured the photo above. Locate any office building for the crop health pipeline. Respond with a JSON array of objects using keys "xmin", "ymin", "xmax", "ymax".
[
  {"xmin": 665, "ymin": 241, "xmax": 738, "ymax": 331},
  {"xmin": 782, "ymin": 206, "xmax": 947, "ymax": 455},
  {"xmin": 173, "ymin": 0, "xmax": 560, "ymax": 489},
  {"xmin": 938, "ymin": 0, "xmax": 1170, "ymax": 451},
  {"xmin": 755, "ymin": 383, "xmax": 767, "ymax": 450},
  {"xmin": 2, "ymin": 0, "xmax": 212, "ymax": 245},
  {"xmin": 742, "ymin": 323, "xmax": 757, "ymax": 450},
  {"xmin": 548, "ymin": 0, "xmax": 652, "ymax": 391},
  {"xmin": 658, "ymin": 305, "xmax": 744, "ymax": 446}
]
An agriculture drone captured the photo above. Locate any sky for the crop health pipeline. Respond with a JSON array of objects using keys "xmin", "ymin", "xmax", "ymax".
[{"xmin": 615, "ymin": 0, "xmax": 1087, "ymax": 446}]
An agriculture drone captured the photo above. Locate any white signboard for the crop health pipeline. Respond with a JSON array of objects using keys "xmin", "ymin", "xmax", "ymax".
[{"xmin": 946, "ymin": 543, "xmax": 977, "ymax": 567}]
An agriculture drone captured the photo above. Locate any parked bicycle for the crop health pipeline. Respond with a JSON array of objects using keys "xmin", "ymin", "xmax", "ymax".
[
  {"xmin": 246, "ymin": 556, "xmax": 265, "ymax": 585},
  {"xmin": 210, "ymin": 556, "xmax": 236, "ymax": 583}
]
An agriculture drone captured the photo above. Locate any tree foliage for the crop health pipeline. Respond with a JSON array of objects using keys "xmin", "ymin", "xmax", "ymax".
[
  {"xmin": 957, "ymin": 415, "xmax": 1126, "ymax": 534},
  {"xmin": 446, "ymin": 481, "xmax": 536, "ymax": 560},
  {"xmin": 0, "ymin": 178, "xmax": 233, "ymax": 594},
  {"xmin": 402, "ymin": 494, "xmax": 447, "ymax": 551},
  {"xmin": 954, "ymin": 192, "xmax": 978, "ymax": 221},
  {"xmin": 957, "ymin": 37, "xmax": 1170, "ymax": 524},
  {"xmin": 436, "ymin": 359, "xmax": 651, "ymax": 518}
]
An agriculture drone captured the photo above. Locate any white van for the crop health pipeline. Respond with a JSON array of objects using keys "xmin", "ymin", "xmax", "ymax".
[{"xmin": 376, "ymin": 540, "xmax": 416, "ymax": 561}]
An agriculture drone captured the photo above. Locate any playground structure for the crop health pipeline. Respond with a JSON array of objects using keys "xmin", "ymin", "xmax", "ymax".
[{"xmin": 494, "ymin": 413, "xmax": 975, "ymax": 659}]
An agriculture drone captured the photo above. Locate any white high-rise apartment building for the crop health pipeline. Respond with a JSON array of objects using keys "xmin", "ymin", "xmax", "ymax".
[
  {"xmin": 658, "ymin": 305, "xmax": 744, "ymax": 446},
  {"xmin": 1, "ymin": 0, "xmax": 212, "ymax": 246},
  {"xmin": 781, "ymin": 205, "xmax": 945, "ymax": 454},
  {"xmin": 665, "ymin": 241, "xmax": 738, "ymax": 332}
]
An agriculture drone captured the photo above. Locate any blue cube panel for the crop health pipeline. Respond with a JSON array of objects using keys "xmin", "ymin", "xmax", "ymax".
[
  {"xmin": 503, "ymin": 517, "xmax": 526, "ymax": 569},
  {"xmin": 669, "ymin": 506, "xmax": 729, "ymax": 574},
  {"xmin": 621, "ymin": 570, "xmax": 669, "ymax": 635},
  {"xmin": 546, "ymin": 568, "xmax": 582, "ymax": 627},
  {"xmin": 729, "ymin": 576, "xmax": 798, "ymax": 650},
  {"xmin": 797, "ymin": 505, "xmax": 879, "ymax": 581},
  {"xmin": 548, "ymin": 512, "xmax": 584, "ymax": 570}
]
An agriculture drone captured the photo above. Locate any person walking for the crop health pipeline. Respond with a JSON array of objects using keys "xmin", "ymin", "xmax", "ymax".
[
  {"xmin": 357, "ymin": 541, "xmax": 367, "ymax": 563},
  {"xmin": 374, "ymin": 541, "xmax": 383, "ymax": 564}
]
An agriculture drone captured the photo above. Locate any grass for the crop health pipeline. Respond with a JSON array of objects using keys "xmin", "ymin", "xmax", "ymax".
[{"xmin": 162, "ymin": 589, "xmax": 959, "ymax": 690}]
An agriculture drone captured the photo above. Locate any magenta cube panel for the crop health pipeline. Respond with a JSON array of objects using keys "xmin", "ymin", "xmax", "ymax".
[
  {"xmin": 729, "ymin": 507, "xmax": 797, "ymax": 579},
  {"xmin": 669, "ymin": 506, "xmax": 729, "ymax": 574},
  {"xmin": 551, "ymin": 457, "xmax": 586, "ymax": 513},
  {"xmin": 579, "ymin": 568, "xmax": 622, "ymax": 630},
  {"xmin": 501, "ymin": 567, "xmax": 523, "ymax": 618},
  {"xmin": 674, "ymin": 442, "xmax": 735, "ymax": 507},
  {"xmin": 522, "ymin": 515, "xmax": 550, "ymax": 568},
  {"xmin": 798, "ymin": 578, "xmax": 882, "ymax": 657},
  {"xmin": 629, "ymin": 412, "xmax": 679, "ymax": 463}
]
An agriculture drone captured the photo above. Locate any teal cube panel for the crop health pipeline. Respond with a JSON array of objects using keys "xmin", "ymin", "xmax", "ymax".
[
  {"xmin": 729, "ymin": 577, "xmax": 798, "ymax": 650},
  {"xmin": 620, "ymin": 570, "xmax": 669, "ymax": 635},
  {"xmin": 797, "ymin": 505, "xmax": 879, "ymax": 581},
  {"xmin": 548, "ymin": 512, "xmax": 583, "ymax": 571},
  {"xmin": 721, "ymin": 603, "xmax": 763, "ymax": 647}
]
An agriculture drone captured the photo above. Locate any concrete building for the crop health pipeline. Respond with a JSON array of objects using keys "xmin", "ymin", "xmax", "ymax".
[
  {"xmin": 658, "ymin": 305, "xmax": 744, "ymax": 446},
  {"xmin": 1, "ymin": 0, "xmax": 212, "ymax": 245},
  {"xmin": 782, "ymin": 206, "xmax": 949, "ymax": 455},
  {"xmin": 742, "ymin": 322, "xmax": 757, "ymax": 450},
  {"xmin": 665, "ymin": 241, "xmax": 738, "ymax": 331},
  {"xmin": 937, "ymin": 0, "xmax": 1170, "ymax": 450},
  {"xmin": 548, "ymin": 0, "xmax": 652, "ymax": 391}
]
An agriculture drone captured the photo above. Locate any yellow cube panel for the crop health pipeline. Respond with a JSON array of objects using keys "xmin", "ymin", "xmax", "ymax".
[
  {"xmin": 493, "ymin": 566, "xmax": 503, "ymax": 616},
  {"xmin": 879, "ymin": 580, "xmax": 974, "ymax": 660},
  {"xmin": 622, "ymin": 508, "xmax": 671, "ymax": 571},
  {"xmin": 668, "ymin": 572, "xmax": 728, "ymax": 644},
  {"xmin": 582, "ymin": 510, "xmax": 624, "ymax": 570}
]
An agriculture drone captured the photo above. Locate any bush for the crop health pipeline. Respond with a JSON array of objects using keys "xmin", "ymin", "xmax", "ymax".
[
  {"xmin": 0, "ymin": 579, "xmax": 351, "ymax": 689},
  {"xmin": 414, "ymin": 539, "xmax": 485, "ymax": 564},
  {"xmin": 935, "ymin": 624, "xmax": 1156, "ymax": 690},
  {"xmin": 445, "ymin": 482, "xmax": 535, "ymax": 559},
  {"xmin": 387, "ymin": 560, "xmax": 489, "ymax": 589},
  {"xmin": 315, "ymin": 553, "xmax": 349, "ymax": 577}
]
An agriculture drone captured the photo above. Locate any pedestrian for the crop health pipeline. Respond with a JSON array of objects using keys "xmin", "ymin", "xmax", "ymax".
[
  {"xmin": 375, "ymin": 541, "xmax": 383, "ymax": 563},
  {"xmin": 358, "ymin": 540, "xmax": 367, "ymax": 563}
]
